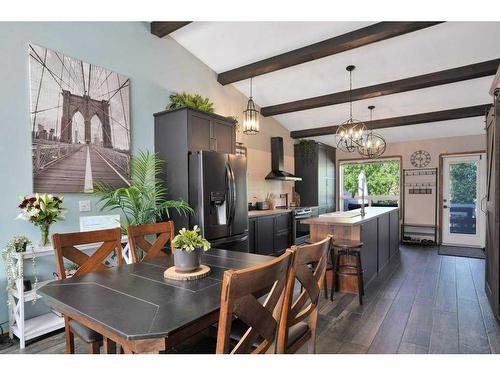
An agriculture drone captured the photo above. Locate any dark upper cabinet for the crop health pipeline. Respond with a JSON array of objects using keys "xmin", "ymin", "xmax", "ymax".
[
  {"xmin": 188, "ymin": 112, "xmax": 212, "ymax": 151},
  {"xmin": 295, "ymin": 142, "xmax": 336, "ymax": 213},
  {"xmin": 156, "ymin": 107, "xmax": 236, "ymax": 155},
  {"xmin": 212, "ymin": 119, "xmax": 236, "ymax": 154}
]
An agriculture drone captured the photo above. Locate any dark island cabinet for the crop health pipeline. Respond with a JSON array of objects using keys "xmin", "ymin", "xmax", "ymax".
[
  {"xmin": 295, "ymin": 142, "xmax": 336, "ymax": 214},
  {"xmin": 248, "ymin": 212, "xmax": 292, "ymax": 256},
  {"xmin": 360, "ymin": 219, "xmax": 379, "ymax": 285}
]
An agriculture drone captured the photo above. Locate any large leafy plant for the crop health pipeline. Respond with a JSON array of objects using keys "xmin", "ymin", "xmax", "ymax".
[
  {"xmin": 167, "ymin": 92, "xmax": 214, "ymax": 113},
  {"xmin": 172, "ymin": 225, "xmax": 211, "ymax": 253},
  {"xmin": 94, "ymin": 150, "xmax": 193, "ymax": 231}
]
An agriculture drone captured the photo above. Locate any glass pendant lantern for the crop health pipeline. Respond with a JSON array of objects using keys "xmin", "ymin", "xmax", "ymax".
[
  {"xmin": 336, "ymin": 65, "xmax": 366, "ymax": 153},
  {"xmin": 242, "ymin": 77, "xmax": 260, "ymax": 135},
  {"xmin": 358, "ymin": 105, "xmax": 387, "ymax": 159}
]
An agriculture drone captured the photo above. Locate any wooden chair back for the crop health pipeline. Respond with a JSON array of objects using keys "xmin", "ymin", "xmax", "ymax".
[
  {"xmin": 52, "ymin": 228, "xmax": 123, "ymax": 280},
  {"xmin": 216, "ymin": 250, "xmax": 293, "ymax": 354},
  {"xmin": 126, "ymin": 221, "xmax": 174, "ymax": 263},
  {"xmin": 277, "ymin": 236, "xmax": 332, "ymax": 354}
]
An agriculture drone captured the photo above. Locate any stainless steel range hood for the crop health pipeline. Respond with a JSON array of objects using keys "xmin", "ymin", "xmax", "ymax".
[{"xmin": 265, "ymin": 137, "xmax": 302, "ymax": 181}]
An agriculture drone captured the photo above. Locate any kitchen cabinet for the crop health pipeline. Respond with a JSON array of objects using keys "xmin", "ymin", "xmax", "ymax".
[
  {"xmin": 295, "ymin": 142, "xmax": 336, "ymax": 214},
  {"xmin": 248, "ymin": 212, "xmax": 292, "ymax": 255},
  {"xmin": 156, "ymin": 107, "xmax": 236, "ymax": 155}
]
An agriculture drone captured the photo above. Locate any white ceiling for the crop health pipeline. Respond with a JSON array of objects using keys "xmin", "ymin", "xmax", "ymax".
[{"xmin": 170, "ymin": 22, "xmax": 500, "ymax": 146}]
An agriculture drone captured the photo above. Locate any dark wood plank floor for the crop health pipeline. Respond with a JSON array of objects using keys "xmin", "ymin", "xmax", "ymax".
[{"xmin": 2, "ymin": 245, "xmax": 499, "ymax": 354}]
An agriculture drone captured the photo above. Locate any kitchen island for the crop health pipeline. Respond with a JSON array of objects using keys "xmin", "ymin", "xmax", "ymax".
[{"xmin": 302, "ymin": 207, "xmax": 400, "ymax": 293}]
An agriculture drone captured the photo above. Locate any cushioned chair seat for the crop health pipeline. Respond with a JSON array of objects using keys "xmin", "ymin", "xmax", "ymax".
[{"xmin": 69, "ymin": 320, "xmax": 103, "ymax": 343}]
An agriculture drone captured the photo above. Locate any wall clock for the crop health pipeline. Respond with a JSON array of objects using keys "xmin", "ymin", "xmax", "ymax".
[{"xmin": 410, "ymin": 150, "xmax": 431, "ymax": 168}]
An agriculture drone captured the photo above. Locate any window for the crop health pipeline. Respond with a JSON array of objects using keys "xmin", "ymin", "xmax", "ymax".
[{"xmin": 339, "ymin": 159, "xmax": 400, "ymax": 211}]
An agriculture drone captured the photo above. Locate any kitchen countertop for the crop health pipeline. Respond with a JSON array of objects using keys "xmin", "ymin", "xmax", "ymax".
[
  {"xmin": 248, "ymin": 208, "xmax": 293, "ymax": 218},
  {"xmin": 301, "ymin": 207, "xmax": 399, "ymax": 226}
]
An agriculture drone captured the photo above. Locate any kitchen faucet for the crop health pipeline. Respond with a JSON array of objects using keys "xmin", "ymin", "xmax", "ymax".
[{"xmin": 360, "ymin": 174, "xmax": 366, "ymax": 217}]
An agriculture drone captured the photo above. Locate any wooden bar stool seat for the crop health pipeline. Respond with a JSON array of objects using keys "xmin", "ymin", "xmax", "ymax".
[{"xmin": 332, "ymin": 240, "xmax": 364, "ymax": 305}]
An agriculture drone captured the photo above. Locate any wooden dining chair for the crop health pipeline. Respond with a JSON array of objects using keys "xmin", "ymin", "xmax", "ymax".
[
  {"xmin": 216, "ymin": 250, "xmax": 293, "ymax": 354},
  {"xmin": 126, "ymin": 221, "xmax": 174, "ymax": 263},
  {"xmin": 52, "ymin": 228, "xmax": 123, "ymax": 354},
  {"xmin": 277, "ymin": 236, "xmax": 332, "ymax": 354}
]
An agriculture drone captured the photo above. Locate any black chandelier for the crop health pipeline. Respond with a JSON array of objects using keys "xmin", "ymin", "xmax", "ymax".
[
  {"xmin": 358, "ymin": 105, "xmax": 387, "ymax": 159},
  {"xmin": 335, "ymin": 65, "xmax": 366, "ymax": 153},
  {"xmin": 242, "ymin": 77, "xmax": 260, "ymax": 135}
]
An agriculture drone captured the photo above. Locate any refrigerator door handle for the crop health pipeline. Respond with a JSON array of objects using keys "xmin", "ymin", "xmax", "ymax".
[
  {"xmin": 225, "ymin": 162, "xmax": 232, "ymax": 224},
  {"xmin": 229, "ymin": 162, "xmax": 236, "ymax": 225}
]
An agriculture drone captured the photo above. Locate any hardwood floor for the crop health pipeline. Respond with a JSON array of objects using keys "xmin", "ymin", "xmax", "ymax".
[{"xmin": 2, "ymin": 245, "xmax": 499, "ymax": 354}]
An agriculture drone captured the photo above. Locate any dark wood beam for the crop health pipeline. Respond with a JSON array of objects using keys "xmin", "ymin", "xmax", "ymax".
[
  {"xmin": 290, "ymin": 104, "xmax": 491, "ymax": 139},
  {"xmin": 263, "ymin": 59, "xmax": 500, "ymax": 117},
  {"xmin": 217, "ymin": 22, "xmax": 443, "ymax": 85},
  {"xmin": 151, "ymin": 22, "xmax": 192, "ymax": 38}
]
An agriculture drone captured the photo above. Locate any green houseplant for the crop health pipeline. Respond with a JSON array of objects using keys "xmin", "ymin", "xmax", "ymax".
[
  {"xmin": 94, "ymin": 150, "xmax": 193, "ymax": 232},
  {"xmin": 172, "ymin": 225, "xmax": 211, "ymax": 272},
  {"xmin": 2, "ymin": 236, "xmax": 38, "ymax": 304},
  {"xmin": 167, "ymin": 92, "xmax": 215, "ymax": 113}
]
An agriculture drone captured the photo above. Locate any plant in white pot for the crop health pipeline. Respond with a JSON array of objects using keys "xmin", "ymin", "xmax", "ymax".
[{"xmin": 171, "ymin": 225, "xmax": 210, "ymax": 272}]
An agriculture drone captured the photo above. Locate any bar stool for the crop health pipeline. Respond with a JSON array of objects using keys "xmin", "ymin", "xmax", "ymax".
[{"xmin": 332, "ymin": 239, "xmax": 364, "ymax": 305}]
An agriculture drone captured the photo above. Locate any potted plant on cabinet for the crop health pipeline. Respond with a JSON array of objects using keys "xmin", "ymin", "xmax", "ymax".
[
  {"xmin": 172, "ymin": 225, "xmax": 211, "ymax": 272},
  {"xmin": 94, "ymin": 150, "xmax": 193, "ymax": 233}
]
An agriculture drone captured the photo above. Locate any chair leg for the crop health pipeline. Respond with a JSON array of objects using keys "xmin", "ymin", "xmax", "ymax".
[
  {"xmin": 88, "ymin": 340, "xmax": 101, "ymax": 354},
  {"xmin": 356, "ymin": 253, "xmax": 363, "ymax": 305},
  {"xmin": 330, "ymin": 248, "xmax": 336, "ymax": 301},
  {"xmin": 103, "ymin": 337, "xmax": 116, "ymax": 354},
  {"xmin": 64, "ymin": 317, "xmax": 75, "ymax": 354},
  {"xmin": 323, "ymin": 272, "xmax": 328, "ymax": 299}
]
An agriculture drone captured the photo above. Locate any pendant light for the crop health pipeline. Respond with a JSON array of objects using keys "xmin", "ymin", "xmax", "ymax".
[
  {"xmin": 358, "ymin": 105, "xmax": 387, "ymax": 159},
  {"xmin": 336, "ymin": 65, "xmax": 366, "ymax": 153},
  {"xmin": 242, "ymin": 77, "xmax": 260, "ymax": 135}
]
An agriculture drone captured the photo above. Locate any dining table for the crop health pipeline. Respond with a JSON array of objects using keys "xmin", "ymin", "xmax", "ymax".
[{"xmin": 38, "ymin": 248, "xmax": 274, "ymax": 354}]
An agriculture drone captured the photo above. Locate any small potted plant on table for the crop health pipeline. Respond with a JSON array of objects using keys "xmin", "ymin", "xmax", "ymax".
[{"xmin": 172, "ymin": 225, "xmax": 211, "ymax": 272}]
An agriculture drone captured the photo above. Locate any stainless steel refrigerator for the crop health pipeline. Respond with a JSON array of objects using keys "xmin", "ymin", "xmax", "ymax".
[{"xmin": 188, "ymin": 151, "xmax": 249, "ymax": 252}]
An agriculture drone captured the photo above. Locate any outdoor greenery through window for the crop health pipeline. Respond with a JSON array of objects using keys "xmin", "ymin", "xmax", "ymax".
[{"xmin": 340, "ymin": 159, "xmax": 400, "ymax": 211}]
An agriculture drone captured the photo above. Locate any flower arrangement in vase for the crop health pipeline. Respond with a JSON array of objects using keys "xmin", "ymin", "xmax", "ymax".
[
  {"xmin": 171, "ymin": 225, "xmax": 211, "ymax": 272},
  {"xmin": 17, "ymin": 193, "xmax": 66, "ymax": 247}
]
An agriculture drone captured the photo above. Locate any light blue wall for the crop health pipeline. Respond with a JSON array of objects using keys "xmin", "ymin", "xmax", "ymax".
[{"xmin": 0, "ymin": 21, "xmax": 270, "ymax": 329}]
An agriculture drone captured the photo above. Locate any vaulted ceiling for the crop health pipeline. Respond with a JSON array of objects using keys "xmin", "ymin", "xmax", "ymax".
[{"xmin": 167, "ymin": 22, "xmax": 500, "ymax": 145}]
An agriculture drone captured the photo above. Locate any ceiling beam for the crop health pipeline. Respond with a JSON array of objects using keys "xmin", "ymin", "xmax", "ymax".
[
  {"xmin": 151, "ymin": 22, "xmax": 192, "ymax": 38},
  {"xmin": 262, "ymin": 59, "xmax": 500, "ymax": 117},
  {"xmin": 217, "ymin": 22, "xmax": 443, "ymax": 85},
  {"xmin": 290, "ymin": 104, "xmax": 491, "ymax": 139}
]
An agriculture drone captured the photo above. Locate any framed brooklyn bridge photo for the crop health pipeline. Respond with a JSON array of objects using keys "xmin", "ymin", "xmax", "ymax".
[{"xmin": 29, "ymin": 44, "xmax": 131, "ymax": 193}]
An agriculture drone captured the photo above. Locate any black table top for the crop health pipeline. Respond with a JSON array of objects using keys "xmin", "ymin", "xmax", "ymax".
[{"xmin": 39, "ymin": 249, "xmax": 273, "ymax": 341}]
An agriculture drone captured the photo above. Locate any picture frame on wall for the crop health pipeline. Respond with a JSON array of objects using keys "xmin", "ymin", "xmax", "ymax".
[{"xmin": 29, "ymin": 43, "xmax": 131, "ymax": 193}]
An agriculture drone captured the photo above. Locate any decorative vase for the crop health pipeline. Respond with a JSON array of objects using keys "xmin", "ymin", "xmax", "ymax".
[
  {"xmin": 39, "ymin": 224, "xmax": 51, "ymax": 247},
  {"xmin": 173, "ymin": 248, "xmax": 202, "ymax": 273}
]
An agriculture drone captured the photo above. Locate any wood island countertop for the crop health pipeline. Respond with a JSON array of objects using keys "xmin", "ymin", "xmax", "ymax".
[
  {"xmin": 301, "ymin": 206, "xmax": 399, "ymax": 226},
  {"xmin": 248, "ymin": 208, "xmax": 293, "ymax": 218}
]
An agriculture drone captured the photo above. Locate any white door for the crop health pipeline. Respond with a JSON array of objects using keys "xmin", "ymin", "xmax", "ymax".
[{"xmin": 442, "ymin": 154, "xmax": 486, "ymax": 247}]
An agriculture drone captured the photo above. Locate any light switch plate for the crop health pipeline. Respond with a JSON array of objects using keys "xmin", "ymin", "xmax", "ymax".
[{"xmin": 79, "ymin": 200, "xmax": 91, "ymax": 212}]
